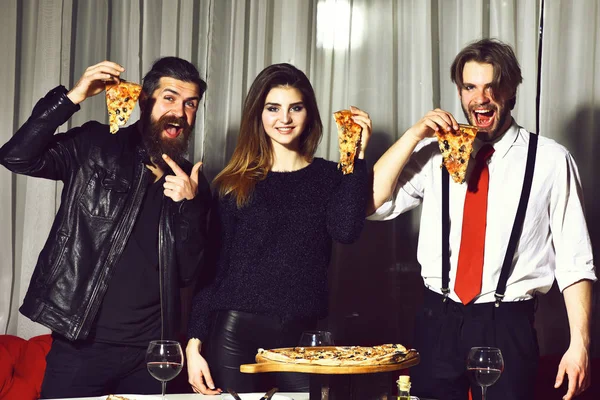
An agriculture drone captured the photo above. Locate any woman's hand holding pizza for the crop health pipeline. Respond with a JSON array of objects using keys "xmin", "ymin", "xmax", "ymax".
[
  {"xmin": 407, "ymin": 108, "xmax": 460, "ymax": 142},
  {"xmin": 67, "ymin": 61, "xmax": 125, "ymax": 105},
  {"xmin": 350, "ymin": 106, "xmax": 372, "ymax": 159}
]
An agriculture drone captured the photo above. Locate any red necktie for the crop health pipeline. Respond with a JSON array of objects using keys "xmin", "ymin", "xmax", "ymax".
[{"xmin": 455, "ymin": 144, "xmax": 495, "ymax": 305}]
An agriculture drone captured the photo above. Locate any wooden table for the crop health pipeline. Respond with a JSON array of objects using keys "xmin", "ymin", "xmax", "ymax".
[{"xmin": 241, "ymin": 348, "xmax": 420, "ymax": 400}]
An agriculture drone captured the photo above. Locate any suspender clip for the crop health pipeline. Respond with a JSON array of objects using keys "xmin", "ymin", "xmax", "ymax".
[
  {"xmin": 494, "ymin": 293, "xmax": 505, "ymax": 308},
  {"xmin": 441, "ymin": 288, "xmax": 450, "ymax": 303}
]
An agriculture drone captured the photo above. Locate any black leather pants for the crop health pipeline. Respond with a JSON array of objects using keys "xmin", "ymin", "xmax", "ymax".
[{"xmin": 203, "ymin": 310, "xmax": 317, "ymax": 393}]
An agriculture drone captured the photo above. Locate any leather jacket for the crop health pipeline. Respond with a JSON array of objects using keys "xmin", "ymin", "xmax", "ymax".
[{"xmin": 0, "ymin": 85, "xmax": 211, "ymax": 341}]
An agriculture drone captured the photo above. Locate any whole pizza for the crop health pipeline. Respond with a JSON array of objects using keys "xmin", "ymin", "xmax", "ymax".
[{"xmin": 257, "ymin": 344, "xmax": 409, "ymax": 366}]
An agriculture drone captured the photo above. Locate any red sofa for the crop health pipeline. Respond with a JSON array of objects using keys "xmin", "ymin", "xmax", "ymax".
[{"xmin": 0, "ymin": 334, "xmax": 52, "ymax": 400}]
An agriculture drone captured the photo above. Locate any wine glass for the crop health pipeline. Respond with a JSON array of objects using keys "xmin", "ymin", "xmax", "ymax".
[
  {"xmin": 298, "ymin": 330, "xmax": 334, "ymax": 347},
  {"xmin": 466, "ymin": 347, "xmax": 504, "ymax": 400},
  {"xmin": 146, "ymin": 340, "xmax": 184, "ymax": 399}
]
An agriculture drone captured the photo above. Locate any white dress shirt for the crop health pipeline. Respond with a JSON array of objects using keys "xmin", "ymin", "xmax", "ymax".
[{"xmin": 369, "ymin": 120, "xmax": 597, "ymax": 303}]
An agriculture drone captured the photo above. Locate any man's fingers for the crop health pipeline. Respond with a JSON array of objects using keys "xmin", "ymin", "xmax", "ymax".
[
  {"xmin": 89, "ymin": 60, "xmax": 125, "ymax": 71},
  {"xmin": 555, "ymin": 365, "xmax": 566, "ymax": 388},
  {"xmin": 428, "ymin": 109, "xmax": 458, "ymax": 131},
  {"xmin": 191, "ymin": 161, "xmax": 203, "ymax": 183},
  {"xmin": 423, "ymin": 119, "xmax": 443, "ymax": 133},
  {"xmin": 582, "ymin": 373, "xmax": 590, "ymax": 391},
  {"xmin": 164, "ymin": 175, "xmax": 187, "ymax": 186},
  {"xmin": 84, "ymin": 63, "xmax": 124, "ymax": 83},
  {"xmin": 86, "ymin": 61, "xmax": 125, "ymax": 77},
  {"xmin": 163, "ymin": 181, "xmax": 183, "ymax": 192},
  {"xmin": 564, "ymin": 375, "xmax": 577, "ymax": 399},
  {"xmin": 162, "ymin": 154, "xmax": 186, "ymax": 177}
]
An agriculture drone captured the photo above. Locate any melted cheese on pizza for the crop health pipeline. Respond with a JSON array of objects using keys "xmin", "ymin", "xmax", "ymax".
[
  {"xmin": 257, "ymin": 344, "xmax": 408, "ymax": 366},
  {"xmin": 334, "ymin": 110, "xmax": 362, "ymax": 174},
  {"xmin": 106, "ymin": 80, "xmax": 142, "ymax": 134},
  {"xmin": 435, "ymin": 124, "xmax": 478, "ymax": 183}
]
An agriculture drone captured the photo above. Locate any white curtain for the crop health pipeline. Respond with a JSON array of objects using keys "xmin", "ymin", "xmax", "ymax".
[
  {"xmin": 0, "ymin": 0, "xmax": 18, "ymax": 336},
  {"xmin": 1, "ymin": 0, "xmax": 598, "ymax": 357},
  {"xmin": 537, "ymin": 0, "xmax": 600, "ymax": 355}
]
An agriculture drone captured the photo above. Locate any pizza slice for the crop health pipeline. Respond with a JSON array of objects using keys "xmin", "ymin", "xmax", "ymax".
[
  {"xmin": 435, "ymin": 124, "xmax": 478, "ymax": 183},
  {"xmin": 334, "ymin": 109, "xmax": 363, "ymax": 174},
  {"xmin": 105, "ymin": 80, "xmax": 143, "ymax": 134}
]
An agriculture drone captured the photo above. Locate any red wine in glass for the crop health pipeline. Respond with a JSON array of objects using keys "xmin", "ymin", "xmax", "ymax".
[
  {"xmin": 147, "ymin": 361, "xmax": 184, "ymax": 382},
  {"xmin": 466, "ymin": 347, "xmax": 504, "ymax": 400},
  {"xmin": 467, "ymin": 367, "xmax": 502, "ymax": 387},
  {"xmin": 146, "ymin": 340, "xmax": 184, "ymax": 399}
]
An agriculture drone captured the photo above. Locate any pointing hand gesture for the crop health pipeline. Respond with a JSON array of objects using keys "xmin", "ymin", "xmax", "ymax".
[
  {"xmin": 67, "ymin": 61, "xmax": 125, "ymax": 105},
  {"xmin": 161, "ymin": 154, "xmax": 203, "ymax": 202}
]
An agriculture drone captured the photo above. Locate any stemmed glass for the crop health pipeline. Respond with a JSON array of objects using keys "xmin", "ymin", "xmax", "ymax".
[
  {"xmin": 466, "ymin": 347, "xmax": 504, "ymax": 400},
  {"xmin": 146, "ymin": 340, "xmax": 184, "ymax": 399},
  {"xmin": 298, "ymin": 330, "xmax": 334, "ymax": 347}
]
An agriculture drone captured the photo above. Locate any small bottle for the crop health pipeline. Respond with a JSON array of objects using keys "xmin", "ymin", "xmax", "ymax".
[{"xmin": 397, "ymin": 374, "xmax": 411, "ymax": 400}]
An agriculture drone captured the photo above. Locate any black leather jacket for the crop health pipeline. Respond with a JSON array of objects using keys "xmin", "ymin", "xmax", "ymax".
[{"xmin": 0, "ymin": 86, "xmax": 211, "ymax": 341}]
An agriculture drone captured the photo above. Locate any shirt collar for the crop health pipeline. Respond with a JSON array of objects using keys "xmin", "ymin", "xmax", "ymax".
[{"xmin": 472, "ymin": 118, "xmax": 519, "ymax": 160}]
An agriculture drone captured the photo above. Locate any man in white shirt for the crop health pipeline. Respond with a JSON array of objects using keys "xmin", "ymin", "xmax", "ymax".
[{"xmin": 368, "ymin": 39, "xmax": 595, "ymax": 400}]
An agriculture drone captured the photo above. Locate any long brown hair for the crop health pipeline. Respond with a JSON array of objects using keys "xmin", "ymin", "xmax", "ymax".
[
  {"xmin": 450, "ymin": 38, "xmax": 523, "ymax": 110},
  {"xmin": 214, "ymin": 63, "xmax": 323, "ymax": 208}
]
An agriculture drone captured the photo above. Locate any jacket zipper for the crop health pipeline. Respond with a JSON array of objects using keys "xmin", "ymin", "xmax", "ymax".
[
  {"xmin": 158, "ymin": 200, "xmax": 166, "ymax": 340},
  {"xmin": 74, "ymin": 161, "xmax": 149, "ymax": 339}
]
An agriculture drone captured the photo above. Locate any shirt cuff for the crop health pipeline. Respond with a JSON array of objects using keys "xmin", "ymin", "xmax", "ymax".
[
  {"xmin": 367, "ymin": 196, "xmax": 395, "ymax": 220},
  {"xmin": 555, "ymin": 269, "xmax": 597, "ymax": 292}
]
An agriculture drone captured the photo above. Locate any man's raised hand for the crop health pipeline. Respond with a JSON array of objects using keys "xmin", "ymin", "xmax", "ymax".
[
  {"xmin": 67, "ymin": 61, "xmax": 125, "ymax": 105},
  {"xmin": 162, "ymin": 154, "xmax": 203, "ymax": 202},
  {"xmin": 408, "ymin": 108, "xmax": 460, "ymax": 142}
]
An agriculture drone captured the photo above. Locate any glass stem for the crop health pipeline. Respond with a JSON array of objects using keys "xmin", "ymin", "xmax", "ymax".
[
  {"xmin": 481, "ymin": 385, "xmax": 487, "ymax": 400},
  {"xmin": 162, "ymin": 381, "xmax": 167, "ymax": 399}
]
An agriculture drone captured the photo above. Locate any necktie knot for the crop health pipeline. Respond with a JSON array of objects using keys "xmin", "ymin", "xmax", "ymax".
[
  {"xmin": 476, "ymin": 144, "xmax": 495, "ymax": 163},
  {"xmin": 468, "ymin": 144, "xmax": 495, "ymax": 192}
]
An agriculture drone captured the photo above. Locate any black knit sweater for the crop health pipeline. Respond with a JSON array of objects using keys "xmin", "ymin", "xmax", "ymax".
[{"xmin": 188, "ymin": 158, "xmax": 368, "ymax": 341}]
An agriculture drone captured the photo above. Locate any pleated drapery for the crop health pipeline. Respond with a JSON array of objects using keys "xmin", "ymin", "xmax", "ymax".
[{"xmin": 1, "ymin": 0, "xmax": 598, "ymax": 358}]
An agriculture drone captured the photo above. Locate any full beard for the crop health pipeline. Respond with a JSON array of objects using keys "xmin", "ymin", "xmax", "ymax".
[
  {"xmin": 462, "ymin": 102, "xmax": 510, "ymax": 142},
  {"xmin": 140, "ymin": 112, "xmax": 192, "ymax": 171}
]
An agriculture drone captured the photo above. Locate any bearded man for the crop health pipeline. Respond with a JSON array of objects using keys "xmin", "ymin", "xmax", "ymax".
[
  {"xmin": 368, "ymin": 39, "xmax": 595, "ymax": 400},
  {"xmin": 0, "ymin": 57, "xmax": 211, "ymax": 398}
]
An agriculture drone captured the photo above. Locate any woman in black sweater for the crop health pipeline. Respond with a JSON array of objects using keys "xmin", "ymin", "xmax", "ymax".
[{"xmin": 186, "ymin": 63, "xmax": 372, "ymax": 394}]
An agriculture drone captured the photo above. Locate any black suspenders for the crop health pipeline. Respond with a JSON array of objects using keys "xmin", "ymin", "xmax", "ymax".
[{"xmin": 441, "ymin": 132, "xmax": 539, "ymax": 306}]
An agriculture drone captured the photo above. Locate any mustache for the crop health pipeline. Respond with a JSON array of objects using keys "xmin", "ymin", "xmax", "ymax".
[
  {"xmin": 156, "ymin": 114, "xmax": 190, "ymax": 131},
  {"xmin": 470, "ymin": 104, "xmax": 497, "ymax": 112}
]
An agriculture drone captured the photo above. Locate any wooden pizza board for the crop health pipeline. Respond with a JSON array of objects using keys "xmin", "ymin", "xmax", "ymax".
[{"xmin": 240, "ymin": 348, "xmax": 420, "ymax": 375}]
